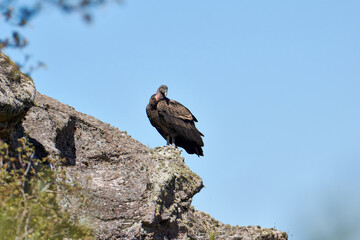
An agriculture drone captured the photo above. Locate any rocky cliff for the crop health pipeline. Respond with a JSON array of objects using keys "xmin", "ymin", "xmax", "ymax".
[
  {"xmin": 1, "ymin": 52, "xmax": 287, "ymax": 240},
  {"xmin": 0, "ymin": 52, "xmax": 35, "ymax": 139}
]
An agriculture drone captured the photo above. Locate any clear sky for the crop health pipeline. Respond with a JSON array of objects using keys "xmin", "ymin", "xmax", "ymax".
[{"xmin": 2, "ymin": 1, "xmax": 360, "ymax": 239}]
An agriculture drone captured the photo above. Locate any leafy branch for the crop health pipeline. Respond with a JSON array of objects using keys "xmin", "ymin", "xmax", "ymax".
[{"xmin": 0, "ymin": 137, "xmax": 93, "ymax": 239}]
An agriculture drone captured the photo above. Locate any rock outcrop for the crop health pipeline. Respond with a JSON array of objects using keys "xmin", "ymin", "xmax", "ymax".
[
  {"xmin": 2, "ymin": 52, "xmax": 287, "ymax": 240},
  {"xmin": 0, "ymin": 52, "xmax": 35, "ymax": 138}
]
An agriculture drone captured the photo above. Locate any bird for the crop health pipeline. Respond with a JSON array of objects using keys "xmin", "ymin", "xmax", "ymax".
[{"xmin": 146, "ymin": 85, "xmax": 204, "ymax": 156}]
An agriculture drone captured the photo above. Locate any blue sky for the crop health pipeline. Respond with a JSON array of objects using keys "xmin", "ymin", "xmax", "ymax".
[{"xmin": 2, "ymin": 1, "xmax": 360, "ymax": 239}]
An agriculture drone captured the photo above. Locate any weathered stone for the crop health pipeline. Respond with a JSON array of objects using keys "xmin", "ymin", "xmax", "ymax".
[
  {"xmin": 183, "ymin": 209, "xmax": 287, "ymax": 240},
  {"xmin": 12, "ymin": 91, "xmax": 287, "ymax": 240},
  {"xmin": 0, "ymin": 53, "xmax": 287, "ymax": 240},
  {"xmin": 0, "ymin": 52, "xmax": 35, "ymax": 138}
]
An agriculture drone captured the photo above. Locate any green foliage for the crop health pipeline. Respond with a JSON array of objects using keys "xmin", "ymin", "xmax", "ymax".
[
  {"xmin": 1, "ymin": 0, "xmax": 122, "ymax": 74},
  {"xmin": 209, "ymin": 231, "xmax": 217, "ymax": 240},
  {"xmin": 0, "ymin": 0, "xmax": 123, "ymax": 50},
  {"xmin": 0, "ymin": 138, "xmax": 94, "ymax": 240}
]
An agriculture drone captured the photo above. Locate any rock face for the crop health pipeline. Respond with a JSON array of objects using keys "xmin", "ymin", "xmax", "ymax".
[
  {"xmin": 2, "ymin": 53, "xmax": 287, "ymax": 240},
  {"xmin": 14, "ymin": 92, "xmax": 287, "ymax": 240},
  {"xmin": 0, "ymin": 52, "xmax": 36, "ymax": 138}
]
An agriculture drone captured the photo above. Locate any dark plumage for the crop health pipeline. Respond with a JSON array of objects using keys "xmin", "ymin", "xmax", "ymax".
[{"xmin": 146, "ymin": 85, "xmax": 204, "ymax": 156}]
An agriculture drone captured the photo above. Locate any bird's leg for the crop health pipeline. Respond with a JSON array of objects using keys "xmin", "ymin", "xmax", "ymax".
[
  {"xmin": 166, "ymin": 136, "xmax": 170, "ymax": 145},
  {"xmin": 171, "ymin": 137, "xmax": 176, "ymax": 148}
]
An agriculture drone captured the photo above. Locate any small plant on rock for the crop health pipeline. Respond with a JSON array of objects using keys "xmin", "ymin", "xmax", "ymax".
[{"xmin": 0, "ymin": 137, "xmax": 93, "ymax": 240}]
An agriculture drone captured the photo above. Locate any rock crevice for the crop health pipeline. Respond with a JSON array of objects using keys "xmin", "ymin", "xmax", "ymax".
[{"xmin": 0, "ymin": 52, "xmax": 35, "ymax": 138}]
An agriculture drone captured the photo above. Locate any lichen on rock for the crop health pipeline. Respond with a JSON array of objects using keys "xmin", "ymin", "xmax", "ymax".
[{"xmin": 0, "ymin": 52, "xmax": 35, "ymax": 138}]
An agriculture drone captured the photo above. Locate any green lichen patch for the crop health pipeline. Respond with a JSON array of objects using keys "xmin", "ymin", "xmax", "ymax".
[
  {"xmin": 0, "ymin": 52, "xmax": 33, "ymax": 83},
  {"xmin": 145, "ymin": 145, "xmax": 204, "ymax": 227}
]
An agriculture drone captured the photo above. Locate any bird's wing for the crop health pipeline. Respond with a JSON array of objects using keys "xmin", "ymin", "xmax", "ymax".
[
  {"xmin": 157, "ymin": 99, "xmax": 204, "ymax": 142},
  {"xmin": 157, "ymin": 99, "xmax": 197, "ymax": 122}
]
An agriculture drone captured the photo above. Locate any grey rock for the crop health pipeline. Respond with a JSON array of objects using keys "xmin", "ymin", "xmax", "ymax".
[
  {"xmin": 14, "ymin": 92, "xmax": 287, "ymax": 240},
  {"xmin": 0, "ymin": 52, "xmax": 35, "ymax": 138},
  {"xmin": 1, "ymin": 53, "xmax": 287, "ymax": 239}
]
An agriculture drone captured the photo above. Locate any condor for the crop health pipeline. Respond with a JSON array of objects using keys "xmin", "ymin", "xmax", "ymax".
[{"xmin": 146, "ymin": 85, "xmax": 204, "ymax": 156}]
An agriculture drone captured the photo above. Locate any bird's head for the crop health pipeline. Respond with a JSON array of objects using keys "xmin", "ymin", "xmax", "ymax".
[{"xmin": 155, "ymin": 85, "xmax": 168, "ymax": 101}]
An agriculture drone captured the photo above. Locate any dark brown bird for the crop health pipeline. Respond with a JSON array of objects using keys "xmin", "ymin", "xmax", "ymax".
[{"xmin": 146, "ymin": 85, "xmax": 204, "ymax": 156}]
